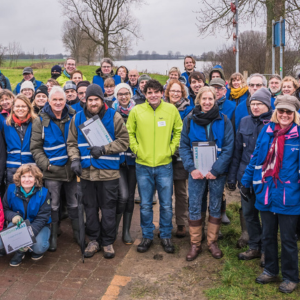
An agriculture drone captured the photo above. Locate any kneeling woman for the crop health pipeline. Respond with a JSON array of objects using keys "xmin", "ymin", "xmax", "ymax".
[
  {"xmin": 179, "ymin": 86, "xmax": 234, "ymax": 261},
  {"xmin": 1, "ymin": 164, "xmax": 51, "ymax": 266},
  {"xmin": 241, "ymin": 95, "xmax": 300, "ymax": 294}
]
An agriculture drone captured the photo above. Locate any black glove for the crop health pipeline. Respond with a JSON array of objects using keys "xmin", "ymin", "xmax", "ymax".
[
  {"xmin": 240, "ymin": 185, "xmax": 251, "ymax": 202},
  {"xmin": 87, "ymin": 146, "xmax": 106, "ymax": 159},
  {"xmin": 226, "ymin": 182, "xmax": 236, "ymax": 191},
  {"xmin": 71, "ymin": 159, "xmax": 82, "ymax": 177}
]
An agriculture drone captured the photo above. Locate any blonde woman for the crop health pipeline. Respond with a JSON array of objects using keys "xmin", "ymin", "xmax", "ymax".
[{"xmin": 228, "ymin": 72, "xmax": 249, "ymax": 106}]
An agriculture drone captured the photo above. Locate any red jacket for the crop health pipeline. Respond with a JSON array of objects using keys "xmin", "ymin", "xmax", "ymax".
[{"xmin": 0, "ymin": 198, "xmax": 4, "ymax": 231}]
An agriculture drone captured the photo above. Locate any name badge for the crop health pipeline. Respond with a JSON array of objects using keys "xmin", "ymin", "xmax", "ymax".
[{"xmin": 158, "ymin": 121, "xmax": 166, "ymax": 127}]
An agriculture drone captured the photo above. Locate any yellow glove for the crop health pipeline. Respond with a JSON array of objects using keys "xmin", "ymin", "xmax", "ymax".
[{"xmin": 12, "ymin": 215, "xmax": 23, "ymax": 227}]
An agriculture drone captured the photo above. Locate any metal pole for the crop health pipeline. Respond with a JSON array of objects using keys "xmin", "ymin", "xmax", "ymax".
[
  {"xmin": 280, "ymin": 16, "xmax": 283, "ymax": 78},
  {"xmin": 272, "ymin": 20, "xmax": 275, "ymax": 74},
  {"xmin": 235, "ymin": 0, "xmax": 239, "ymax": 73}
]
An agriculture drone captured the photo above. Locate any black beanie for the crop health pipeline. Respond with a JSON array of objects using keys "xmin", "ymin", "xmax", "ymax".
[
  {"xmin": 77, "ymin": 80, "xmax": 91, "ymax": 91},
  {"xmin": 85, "ymin": 84, "xmax": 104, "ymax": 101},
  {"xmin": 34, "ymin": 85, "xmax": 49, "ymax": 98}
]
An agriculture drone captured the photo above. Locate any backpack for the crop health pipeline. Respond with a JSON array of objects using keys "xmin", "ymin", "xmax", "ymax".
[{"xmin": 0, "ymin": 73, "xmax": 7, "ymax": 89}]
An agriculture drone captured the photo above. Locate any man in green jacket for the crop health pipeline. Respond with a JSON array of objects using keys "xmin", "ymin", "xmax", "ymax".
[{"xmin": 127, "ymin": 79, "xmax": 182, "ymax": 253}]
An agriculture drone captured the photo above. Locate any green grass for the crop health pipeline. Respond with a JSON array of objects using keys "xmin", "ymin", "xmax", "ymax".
[
  {"xmin": 1, "ymin": 59, "xmax": 168, "ymax": 90},
  {"xmin": 205, "ymin": 203, "xmax": 300, "ymax": 300}
]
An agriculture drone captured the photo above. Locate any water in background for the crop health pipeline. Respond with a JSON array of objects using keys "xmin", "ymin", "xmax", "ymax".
[{"xmin": 94, "ymin": 59, "xmax": 208, "ymax": 75}]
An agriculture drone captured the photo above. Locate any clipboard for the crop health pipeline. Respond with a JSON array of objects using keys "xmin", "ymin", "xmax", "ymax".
[
  {"xmin": 79, "ymin": 115, "xmax": 113, "ymax": 147},
  {"xmin": 0, "ymin": 220, "xmax": 36, "ymax": 254},
  {"xmin": 192, "ymin": 141, "xmax": 217, "ymax": 176}
]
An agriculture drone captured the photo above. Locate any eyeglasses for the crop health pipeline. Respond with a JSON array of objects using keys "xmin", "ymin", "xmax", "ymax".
[
  {"xmin": 212, "ymin": 86, "xmax": 224, "ymax": 91},
  {"xmin": 249, "ymin": 83, "xmax": 263, "ymax": 88},
  {"xmin": 15, "ymin": 106, "xmax": 28, "ymax": 109},
  {"xmin": 250, "ymin": 103, "xmax": 264, "ymax": 107},
  {"xmin": 129, "ymin": 75, "xmax": 138, "ymax": 78},
  {"xmin": 102, "ymin": 66, "xmax": 111, "ymax": 69},
  {"xmin": 117, "ymin": 92, "xmax": 130, "ymax": 97},
  {"xmin": 277, "ymin": 109, "xmax": 294, "ymax": 115},
  {"xmin": 170, "ymin": 90, "xmax": 182, "ymax": 94}
]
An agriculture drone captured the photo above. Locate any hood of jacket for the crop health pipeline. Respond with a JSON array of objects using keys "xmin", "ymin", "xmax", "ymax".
[
  {"xmin": 209, "ymin": 66, "xmax": 225, "ymax": 81},
  {"xmin": 95, "ymin": 67, "xmax": 115, "ymax": 78}
]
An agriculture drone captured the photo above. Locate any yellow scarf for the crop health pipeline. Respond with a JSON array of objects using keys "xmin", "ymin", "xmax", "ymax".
[{"xmin": 230, "ymin": 86, "xmax": 248, "ymax": 99}]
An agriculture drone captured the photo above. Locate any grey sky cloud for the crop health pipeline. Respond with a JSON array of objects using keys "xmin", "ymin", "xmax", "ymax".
[{"xmin": 1, "ymin": 0, "xmax": 257, "ymax": 55}]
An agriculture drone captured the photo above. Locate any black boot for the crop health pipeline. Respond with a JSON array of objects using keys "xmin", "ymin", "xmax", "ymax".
[
  {"xmin": 71, "ymin": 219, "xmax": 80, "ymax": 245},
  {"xmin": 122, "ymin": 212, "xmax": 133, "ymax": 244},
  {"xmin": 115, "ymin": 213, "xmax": 122, "ymax": 238},
  {"xmin": 49, "ymin": 222, "xmax": 58, "ymax": 252}
]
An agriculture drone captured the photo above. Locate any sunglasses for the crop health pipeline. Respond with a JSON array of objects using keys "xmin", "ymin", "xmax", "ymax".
[{"xmin": 277, "ymin": 109, "xmax": 294, "ymax": 115}]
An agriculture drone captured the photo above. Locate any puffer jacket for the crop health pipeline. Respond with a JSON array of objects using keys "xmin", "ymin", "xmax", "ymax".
[
  {"xmin": 30, "ymin": 103, "xmax": 76, "ymax": 181},
  {"xmin": 0, "ymin": 198, "xmax": 4, "ymax": 231},
  {"xmin": 227, "ymin": 110, "xmax": 272, "ymax": 185},
  {"xmin": 241, "ymin": 122, "xmax": 300, "ymax": 215}
]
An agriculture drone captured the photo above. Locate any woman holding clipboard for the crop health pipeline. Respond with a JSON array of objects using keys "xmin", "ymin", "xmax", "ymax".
[{"xmin": 179, "ymin": 86, "xmax": 234, "ymax": 261}]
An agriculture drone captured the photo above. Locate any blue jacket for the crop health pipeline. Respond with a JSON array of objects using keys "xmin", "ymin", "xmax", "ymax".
[
  {"xmin": 3, "ymin": 121, "xmax": 34, "ymax": 168},
  {"xmin": 93, "ymin": 74, "xmax": 121, "ymax": 91},
  {"xmin": 3, "ymin": 184, "xmax": 51, "ymax": 236},
  {"xmin": 14, "ymin": 78, "xmax": 43, "ymax": 95},
  {"xmin": 71, "ymin": 101, "xmax": 84, "ymax": 113},
  {"xmin": 126, "ymin": 81, "xmax": 139, "ymax": 95},
  {"xmin": 181, "ymin": 71, "xmax": 192, "ymax": 88},
  {"xmin": 0, "ymin": 71, "xmax": 12, "ymax": 91},
  {"xmin": 227, "ymin": 110, "xmax": 272, "ymax": 185},
  {"xmin": 179, "ymin": 112, "xmax": 234, "ymax": 176},
  {"xmin": 234, "ymin": 95, "xmax": 275, "ymax": 131},
  {"xmin": 74, "ymin": 109, "xmax": 120, "ymax": 170},
  {"xmin": 227, "ymin": 89, "xmax": 249, "ymax": 106},
  {"xmin": 217, "ymin": 96, "xmax": 235, "ymax": 120},
  {"xmin": 241, "ymin": 122, "xmax": 300, "ymax": 215}
]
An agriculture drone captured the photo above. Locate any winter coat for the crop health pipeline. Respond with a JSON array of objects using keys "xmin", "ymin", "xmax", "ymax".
[
  {"xmin": 126, "ymin": 100, "xmax": 182, "ymax": 168},
  {"xmin": 0, "ymin": 128, "xmax": 6, "ymax": 184},
  {"xmin": 56, "ymin": 71, "xmax": 87, "ymax": 87},
  {"xmin": 226, "ymin": 88, "xmax": 249, "ymax": 106},
  {"xmin": 217, "ymin": 96, "xmax": 235, "ymax": 120},
  {"xmin": 132, "ymin": 88, "xmax": 146, "ymax": 105},
  {"xmin": 181, "ymin": 71, "xmax": 194, "ymax": 88},
  {"xmin": 0, "ymin": 71, "xmax": 12, "ymax": 91},
  {"xmin": 3, "ymin": 185, "xmax": 51, "ymax": 236},
  {"xmin": 241, "ymin": 122, "xmax": 300, "ymax": 215},
  {"xmin": 179, "ymin": 112, "xmax": 234, "ymax": 177},
  {"xmin": 92, "ymin": 68, "xmax": 121, "ymax": 91},
  {"xmin": 234, "ymin": 94, "xmax": 275, "ymax": 132},
  {"xmin": 71, "ymin": 101, "xmax": 84, "ymax": 113},
  {"xmin": 67, "ymin": 105, "xmax": 129, "ymax": 181},
  {"xmin": 13, "ymin": 77, "xmax": 43, "ymax": 95},
  {"xmin": 227, "ymin": 110, "xmax": 272, "ymax": 185},
  {"xmin": 30, "ymin": 103, "xmax": 76, "ymax": 182},
  {"xmin": 0, "ymin": 197, "xmax": 4, "ymax": 231}
]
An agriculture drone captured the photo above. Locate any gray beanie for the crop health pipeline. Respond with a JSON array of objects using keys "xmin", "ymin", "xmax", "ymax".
[
  {"xmin": 138, "ymin": 74, "xmax": 151, "ymax": 84},
  {"xmin": 64, "ymin": 80, "xmax": 77, "ymax": 91},
  {"xmin": 85, "ymin": 84, "xmax": 104, "ymax": 101},
  {"xmin": 250, "ymin": 87, "xmax": 271, "ymax": 109}
]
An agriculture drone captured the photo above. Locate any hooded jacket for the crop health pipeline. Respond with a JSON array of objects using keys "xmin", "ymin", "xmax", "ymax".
[
  {"xmin": 92, "ymin": 68, "xmax": 121, "ymax": 91},
  {"xmin": 209, "ymin": 66, "xmax": 226, "ymax": 82}
]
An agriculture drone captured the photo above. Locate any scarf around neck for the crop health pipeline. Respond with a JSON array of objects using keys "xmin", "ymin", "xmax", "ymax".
[
  {"xmin": 63, "ymin": 69, "xmax": 70, "ymax": 79},
  {"xmin": 13, "ymin": 114, "xmax": 31, "ymax": 127},
  {"xmin": 113, "ymin": 99, "xmax": 135, "ymax": 117},
  {"xmin": 192, "ymin": 105, "xmax": 220, "ymax": 126},
  {"xmin": 230, "ymin": 86, "xmax": 248, "ymax": 99},
  {"xmin": 262, "ymin": 123, "xmax": 293, "ymax": 187}
]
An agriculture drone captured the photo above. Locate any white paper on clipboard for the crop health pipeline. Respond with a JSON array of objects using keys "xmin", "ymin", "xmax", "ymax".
[
  {"xmin": 79, "ymin": 115, "xmax": 112, "ymax": 147},
  {"xmin": 192, "ymin": 141, "xmax": 217, "ymax": 176}
]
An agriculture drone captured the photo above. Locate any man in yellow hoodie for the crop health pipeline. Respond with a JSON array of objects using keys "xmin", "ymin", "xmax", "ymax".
[{"xmin": 127, "ymin": 79, "xmax": 182, "ymax": 254}]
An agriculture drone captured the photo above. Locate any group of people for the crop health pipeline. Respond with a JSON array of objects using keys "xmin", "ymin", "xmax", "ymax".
[{"xmin": 1, "ymin": 56, "xmax": 300, "ymax": 294}]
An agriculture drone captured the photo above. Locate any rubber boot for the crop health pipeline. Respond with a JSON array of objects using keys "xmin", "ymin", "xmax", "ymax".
[
  {"xmin": 236, "ymin": 208, "xmax": 249, "ymax": 248},
  {"xmin": 201, "ymin": 212, "xmax": 206, "ymax": 242},
  {"xmin": 207, "ymin": 216, "xmax": 223, "ymax": 259},
  {"xmin": 186, "ymin": 219, "xmax": 202, "ymax": 261},
  {"xmin": 115, "ymin": 213, "xmax": 123, "ymax": 238},
  {"xmin": 122, "ymin": 212, "xmax": 133, "ymax": 244},
  {"xmin": 71, "ymin": 219, "xmax": 80, "ymax": 245},
  {"xmin": 221, "ymin": 199, "xmax": 230, "ymax": 225},
  {"xmin": 49, "ymin": 222, "xmax": 58, "ymax": 252}
]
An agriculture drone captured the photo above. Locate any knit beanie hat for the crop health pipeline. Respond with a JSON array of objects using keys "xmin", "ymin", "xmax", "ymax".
[
  {"xmin": 138, "ymin": 74, "xmax": 151, "ymax": 84},
  {"xmin": 77, "ymin": 80, "xmax": 90, "ymax": 91},
  {"xmin": 63, "ymin": 80, "xmax": 77, "ymax": 91},
  {"xmin": 51, "ymin": 65, "xmax": 62, "ymax": 74},
  {"xmin": 275, "ymin": 95, "xmax": 300, "ymax": 112},
  {"xmin": 34, "ymin": 85, "xmax": 49, "ymax": 98},
  {"xmin": 85, "ymin": 84, "xmax": 104, "ymax": 101},
  {"xmin": 20, "ymin": 80, "xmax": 35, "ymax": 92},
  {"xmin": 250, "ymin": 87, "xmax": 271, "ymax": 109},
  {"xmin": 114, "ymin": 83, "xmax": 133, "ymax": 99}
]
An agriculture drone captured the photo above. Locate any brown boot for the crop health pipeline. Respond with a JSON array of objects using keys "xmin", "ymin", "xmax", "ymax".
[
  {"xmin": 207, "ymin": 216, "xmax": 223, "ymax": 259},
  {"xmin": 186, "ymin": 219, "xmax": 202, "ymax": 261},
  {"xmin": 176, "ymin": 225, "xmax": 186, "ymax": 238}
]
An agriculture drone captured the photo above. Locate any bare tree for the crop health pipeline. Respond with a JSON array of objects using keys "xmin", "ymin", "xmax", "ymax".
[
  {"xmin": 62, "ymin": 19, "xmax": 83, "ymax": 62},
  {"xmin": 7, "ymin": 42, "xmax": 22, "ymax": 67},
  {"xmin": 0, "ymin": 45, "xmax": 7, "ymax": 67},
  {"xmin": 60, "ymin": 0, "xmax": 143, "ymax": 58},
  {"xmin": 29, "ymin": 49, "xmax": 35, "ymax": 64},
  {"xmin": 80, "ymin": 33, "xmax": 99, "ymax": 64},
  {"xmin": 196, "ymin": 0, "xmax": 300, "ymax": 74},
  {"xmin": 39, "ymin": 48, "xmax": 48, "ymax": 68}
]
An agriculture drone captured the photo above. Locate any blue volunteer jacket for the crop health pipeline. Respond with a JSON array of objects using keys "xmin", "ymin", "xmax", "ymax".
[
  {"xmin": 4, "ymin": 122, "xmax": 34, "ymax": 168},
  {"xmin": 217, "ymin": 96, "xmax": 235, "ymax": 120},
  {"xmin": 181, "ymin": 71, "xmax": 191, "ymax": 88},
  {"xmin": 241, "ymin": 122, "xmax": 300, "ymax": 215},
  {"xmin": 14, "ymin": 79, "xmax": 43, "ymax": 95},
  {"xmin": 71, "ymin": 101, "xmax": 84, "ymax": 113},
  {"xmin": 74, "ymin": 109, "xmax": 120, "ymax": 170},
  {"xmin": 92, "ymin": 75, "xmax": 121, "ymax": 91}
]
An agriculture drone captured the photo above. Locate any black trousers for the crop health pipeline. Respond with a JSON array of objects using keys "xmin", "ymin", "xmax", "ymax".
[
  {"xmin": 81, "ymin": 178, "xmax": 119, "ymax": 246},
  {"xmin": 117, "ymin": 165, "xmax": 136, "ymax": 215},
  {"xmin": 261, "ymin": 211, "xmax": 299, "ymax": 283}
]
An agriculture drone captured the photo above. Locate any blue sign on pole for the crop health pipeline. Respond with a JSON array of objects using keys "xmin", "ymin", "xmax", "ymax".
[
  {"xmin": 273, "ymin": 19, "xmax": 285, "ymax": 47},
  {"xmin": 281, "ymin": 19, "xmax": 285, "ymax": 46}
]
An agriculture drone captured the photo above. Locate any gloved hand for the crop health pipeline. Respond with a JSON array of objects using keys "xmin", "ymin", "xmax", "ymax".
[
  {"xmin": 87, "ymin": 146, "xmax": 106, "ymax": 159},
  {"xmin": 226, "ymin": 182, "xmax": 236, "ymax": 191},
  {"xmin": 12, "ymin": 215, "xmax": 23, "ymax": 227},
  {"xmin": 71, "ymin": 159, "xmax": 82, "ymax": 177},
  {"xmin": 240, "ymin": 185, "xmax": 251, "ymax": 202}
]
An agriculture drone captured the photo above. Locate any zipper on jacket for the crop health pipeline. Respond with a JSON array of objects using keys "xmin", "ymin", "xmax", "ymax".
[{"xmin": 153, "ymin": 111, "xmax": 155, "ymax": 167}]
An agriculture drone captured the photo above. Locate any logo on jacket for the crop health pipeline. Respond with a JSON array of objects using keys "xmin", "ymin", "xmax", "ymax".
[{"xmin": 291, "ymin": 148, "xmax": 299, "ymax": 152}]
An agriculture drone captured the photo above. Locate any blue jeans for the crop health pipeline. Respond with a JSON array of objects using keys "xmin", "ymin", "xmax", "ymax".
[
  {"xmin": 188, "ymin": 174, "xmax": 226, "ymax": 220},
  {"xmin": 136, "ymin": 163, "xmax": 173, "ymax": 239},
  {"xmin": 0, "ymin": 223, "xmax": 50, "ymax": 254}
]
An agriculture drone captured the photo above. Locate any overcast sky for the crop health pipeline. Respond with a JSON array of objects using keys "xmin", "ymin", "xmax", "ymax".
[{"xmin": 1, "ymin": 0, "xmax": 258, "ymax": 56}]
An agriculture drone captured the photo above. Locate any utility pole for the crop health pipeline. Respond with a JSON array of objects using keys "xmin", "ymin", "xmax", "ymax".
[{"xmin": 231, "ymin": 1, "xmax": 239, "ymax": 73}]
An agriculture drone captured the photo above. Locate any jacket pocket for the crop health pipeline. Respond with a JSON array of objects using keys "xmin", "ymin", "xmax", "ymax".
[{"xmin": 282, "ymin": 182, "xmax": 300, "ymax": 206}]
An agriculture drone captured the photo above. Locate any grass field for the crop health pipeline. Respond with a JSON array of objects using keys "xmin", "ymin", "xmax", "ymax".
[{"xmin": 0, "ymin": 59, "xmax": 168, "ymax": 90}]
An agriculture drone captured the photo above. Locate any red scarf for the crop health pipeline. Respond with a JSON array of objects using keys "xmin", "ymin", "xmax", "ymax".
[
  {"xmin": 12, "ymin": 114, "xmax": 31, "ymax": 127},
  {"xmin": 262, "ymin": 123, "xmax": 293, "ymax": 187}
]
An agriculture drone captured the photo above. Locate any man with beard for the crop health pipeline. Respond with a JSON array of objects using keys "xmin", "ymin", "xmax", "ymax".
[{"xmin": 268, "ymin": 75, "xmax": 282, "ymax": 102}]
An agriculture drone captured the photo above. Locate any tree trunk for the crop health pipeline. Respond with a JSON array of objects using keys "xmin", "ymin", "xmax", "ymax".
[{"xmin": 103, "ymin": 32, "xmax": 109, "ymax": 58}]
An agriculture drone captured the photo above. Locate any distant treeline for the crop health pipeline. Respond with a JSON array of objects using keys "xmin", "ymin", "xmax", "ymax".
[{"xmin": 3, "ymin": 53, "xmax": 64, "ymax": 60}]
